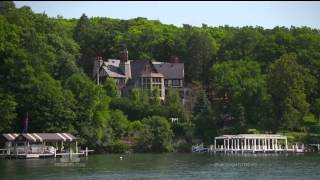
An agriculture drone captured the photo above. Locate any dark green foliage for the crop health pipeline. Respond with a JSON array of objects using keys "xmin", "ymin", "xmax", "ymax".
[
  {"xmin": 183, "ymin": 30, "xmax": 217, "ymax": 83},
  {"xmin": 63, "ymin": 73, "xmax": 111, "ymax": 145},
  {"xmin": 102, "ymin": 77, "xmax": 119, "ymax": 97},
  {"xmin": 73, "ymin": 14, "xmax": 94, "ymax": 76},
  {"xmin": 267, "ymin": 53, "xmax": 311, "ymax": 131},
  {"xmin": 110, "ymin": 88, "xmax": 185, "ymax": 123},
  {"xmin": 105, "ymin": 140, "xmax": 129, "ymax": 153},
  {"xmin": 134, "ymin": 116, "xmax": 173, "ymax": 153},
  {"xmin": 108, "ymin": 110, "xmax": 129, "ymax": 139},
  {"xmin": 0, "ymin": 1, "xmax": 15, "ymax": 14},
  {"xmin": 210, "ymin": 60, "xmax": 271, "ymax": 132},
  {"xmin": 24, "ymin": 72, "xmax": 77, "ymax": 132},
  {"xmin": 314, "ymin": 99, "xmax": 320, "ymax": 120},
  {"xmin": 165, "ymin": 88, "xmax": 186, "ymax": 121},
  {"xmin": 193, "ymin": 89, "xmax": 218, "ymax": 143},
  {"xmin": 2, "ymin": 2, "xmax": 320, "ymax": 151},
  {"xmin": 0, "ymin": 90, "xmax": 17, "ymax": 132}
]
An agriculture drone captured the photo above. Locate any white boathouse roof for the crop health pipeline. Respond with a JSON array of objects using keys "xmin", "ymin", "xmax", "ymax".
[{"xmin": 215, "ymin": 134, "xmax": 287, "ymax": 140}]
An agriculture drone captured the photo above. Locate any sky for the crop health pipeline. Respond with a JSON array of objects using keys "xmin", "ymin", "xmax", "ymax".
[{"xmin": 14, "ymin": 1, "xmax": 320, "ymax": 29}]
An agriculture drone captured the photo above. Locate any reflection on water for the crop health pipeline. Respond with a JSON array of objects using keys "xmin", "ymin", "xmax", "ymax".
[{"xmin": 0, "ymin": 153, "xmax": 320, "ymax": 180}]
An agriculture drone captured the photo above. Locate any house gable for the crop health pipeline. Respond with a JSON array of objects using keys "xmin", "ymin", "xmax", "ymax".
[
  {"xmin": 130, "ymin": 60, "xmax": 159, "ymax": 78},
  {"xmin": 140, "ymin": 61, "xmax": 159, "ymax": 76}
]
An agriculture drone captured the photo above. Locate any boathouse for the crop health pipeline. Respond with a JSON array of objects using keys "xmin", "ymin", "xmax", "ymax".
[
  {"xmin": 0, "ymin": 133, "xmax": 80, "ymax": 158},
  {"xmin": 214, "ymin": 134, "xmax": 289, "ymax": 153}
]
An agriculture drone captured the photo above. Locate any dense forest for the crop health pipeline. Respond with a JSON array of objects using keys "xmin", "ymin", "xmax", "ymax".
[{"xmin": 1, "ymin": 2, "xmax": 320, "ymax": 152}]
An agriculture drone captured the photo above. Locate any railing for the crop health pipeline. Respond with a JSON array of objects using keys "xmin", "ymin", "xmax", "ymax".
[
  {"xmin": 192, "ymin": 144, "xmax": 307, "ymax": 153},
  {"xmin": 192, "ymin": 144, "xmax": 210, "ymax": 153},
  {"xmin": 0, "ymin": 149, "xmax": 8, "ymax": 155}
]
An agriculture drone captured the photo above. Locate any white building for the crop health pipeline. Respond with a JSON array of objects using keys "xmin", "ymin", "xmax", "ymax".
[{"xmin": 214, "ymin": 134, "xmax": 289, "ymax": 152}]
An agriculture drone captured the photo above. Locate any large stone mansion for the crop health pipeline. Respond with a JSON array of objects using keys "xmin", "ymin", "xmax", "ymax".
[{"xmin": 93, "ymin": 49, "xmax": 185, "ymax": 101}]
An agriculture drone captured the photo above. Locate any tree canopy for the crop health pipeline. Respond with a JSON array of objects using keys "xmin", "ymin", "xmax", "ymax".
[{"xmin": 1, "ymin": 1, "xmax": 320, "ymax": 151}]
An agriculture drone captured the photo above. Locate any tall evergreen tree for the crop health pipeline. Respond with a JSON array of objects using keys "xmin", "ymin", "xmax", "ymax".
[{"xmin": 268, "ymin": 53, "xmax": 310, "ymax": 132}]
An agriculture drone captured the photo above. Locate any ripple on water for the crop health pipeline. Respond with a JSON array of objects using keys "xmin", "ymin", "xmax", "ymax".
[{"xmin": 0, "ymin": 153, "xmax": 320, "ymax": 180}]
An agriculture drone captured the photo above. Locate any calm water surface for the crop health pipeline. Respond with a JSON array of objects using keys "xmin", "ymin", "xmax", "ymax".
[{"xmin": 0, "ymin": 153, "xmax": 320, "ymax": 180}]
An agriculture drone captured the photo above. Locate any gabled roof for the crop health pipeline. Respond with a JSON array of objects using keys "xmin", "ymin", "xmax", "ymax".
[
  {"xmin": 102, "ymin": 65, "xmax": 126, "ymax": 78},
  {"xmin": 153, "ymin": 62, "xmax": 184, "ymax": 79},
  {"xmin": 100, "ymin": 59, "xmax": 184, "ymax": 79},
  {"xmin": 1, "ymin": 133, "xmax": 19, "ymax": 141},
  {"xmin": 102, "ymin": 60, "xmax": 126, "ymax": 78},
  {"xmin": 130, "ymin": 60, "xmax": 154, "ymax": 78}
]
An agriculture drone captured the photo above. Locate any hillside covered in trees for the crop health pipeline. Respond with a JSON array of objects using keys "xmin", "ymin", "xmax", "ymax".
[{"xmin": 1, "ymin": 2, "xmax": 320, "ymax": 152}]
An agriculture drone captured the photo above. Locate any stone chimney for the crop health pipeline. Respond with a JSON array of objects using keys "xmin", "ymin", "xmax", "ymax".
[
  {"xmin": 97, "ymin": 56, "xmax": 103, "ymax": 66},
  {"xmin": 119, "ymin": 48, "xmax": 128, "ymax": 63},
  {"xmin": 119, "ymin": 48, "xmax": 131, "ymax": 79},
  {"xmin": 93, "ymin": 56, "xmax": 103, "ymax": 78},
  {"xmin": 93, "ymin": 56, "xmax": 104, "ymax": 84}
]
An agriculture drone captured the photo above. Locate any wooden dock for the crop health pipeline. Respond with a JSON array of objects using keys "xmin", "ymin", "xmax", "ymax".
[
  {"xmin": 192, "ymin": 144, "xmax": 306, "ymax": 153},
  {"xmin": 0, "ymin": 148, "xmax": 94, "ymax": 159}
]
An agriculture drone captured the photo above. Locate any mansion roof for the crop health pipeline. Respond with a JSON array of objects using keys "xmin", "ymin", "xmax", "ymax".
[
  {"xmin": 100, "ymin": 59, "xmax": 184, "ymax": 79},
  {"xmin": 153, "ymin": 62, "xmax": 184, "ymax": 79},
  {"xmin": 102, "ymin": 60, "xmax": 126, "ymax": 78}
]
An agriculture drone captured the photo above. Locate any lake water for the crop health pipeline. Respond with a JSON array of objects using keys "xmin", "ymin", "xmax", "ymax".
[{"xmin": 1, "ymin": 153, "xmax": 320, "ymax": 180}]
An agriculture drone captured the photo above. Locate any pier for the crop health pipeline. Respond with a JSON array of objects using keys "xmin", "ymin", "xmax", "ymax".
[
  {"xmin": 192, "ymin": 134, "xmax": 307, "ymax": 153},
  {"xmin": 0, "ymin": 133, "xmax": 94, "ymax": 159}
]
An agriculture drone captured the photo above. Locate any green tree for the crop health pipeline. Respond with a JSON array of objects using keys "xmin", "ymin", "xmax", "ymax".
[
  {"xmin": 103, "ymin": 77, "xmax": 119, "ymax": 97},
  {"xmin": 0, "ymin": 91, "xmax": 17, "ymax": 132},
  {"xmin": 23, "ymin": 72, "xmax": 76, "ymax": 132},
  {"xmin": 151, "ymin": 87, "xmax": 161, "ymax": 106},
  {"xmin": 184, "ymin": 30, "xmax": 217, "ymax": 83},
  {"xmin": 134, "ymin": 116, "xmax": 173, "ymax": 152},
  {"xmin": 109, "ymin": 110, "xmax": 129, "ymax": 139},
  {"xmin": 210, "ymin": 60, "xmax": 270, "ymax": 132},
  {"xmin": 193, "ymin": 89, "xmax": 218, "ymax": 143},
  {"xmin": 73, "ymin": 13, "xmax": 90, "ymax": 45},
  {"xmin": 128, "ymin": 88, "xmax": 140, "ymax": 102},
  {"xmin": 73, "ymin": 13, "xmax": 96, "ymax": 76},
  {"xmin": 165, "ymin": 88, "xmax": 185, "ymax": 121},
  {"xmin": 64, "ymin": 73, "xmax": 111, "ymax": 146},
  {"xmin": 219, "ymin": 27, "xmax": 263, "ymax": 61},
  {"xmin": 314, "ymin": 98, "xmax": 320, "ymax": 121},
  {"xmin": 3, "ymin": 3, "xmax": 320, "ymax": 150},
  {"xmin": 267, "ymin": 53, "xmax": 310, "ymax": 132},
  {"xmin": 0, "ymin": 1, "xmax": 15, "ymax": 14}
]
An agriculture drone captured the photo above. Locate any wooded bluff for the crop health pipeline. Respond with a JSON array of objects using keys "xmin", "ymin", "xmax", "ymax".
[{"xmin": 1, "ymin": 2, "xmax": 320, "ymax": 152}]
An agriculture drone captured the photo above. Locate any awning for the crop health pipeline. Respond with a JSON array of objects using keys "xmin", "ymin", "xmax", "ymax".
[{"xmin": 1, "ymin": 133, "xmax": 77, "ymax": 142}]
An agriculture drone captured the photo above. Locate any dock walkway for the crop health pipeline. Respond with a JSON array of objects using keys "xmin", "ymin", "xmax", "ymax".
[{"xmin": 0, "ymin": 148, "xmax": 94, "ymax": 159}]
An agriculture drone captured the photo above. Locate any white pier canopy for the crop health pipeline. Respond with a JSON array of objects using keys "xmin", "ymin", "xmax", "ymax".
[
  {"xmin": 0, "ymin": 133, "xmax": 78, "ymax": 156},
  {"xmin": 214, "ymin": 134, "xmax": 288, "ymax": 153}
]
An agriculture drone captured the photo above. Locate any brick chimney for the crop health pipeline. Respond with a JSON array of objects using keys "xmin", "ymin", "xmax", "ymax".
[{"xmin": 119, "ymin": 48, "xmax": 131, "ymax": 79}]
